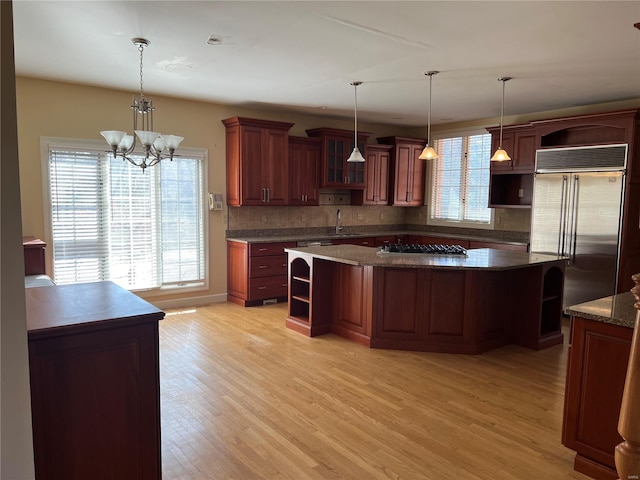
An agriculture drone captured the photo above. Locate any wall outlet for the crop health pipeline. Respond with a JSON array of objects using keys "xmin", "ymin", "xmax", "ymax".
[
  {"xmin": 380, "ymin": 212, "xmax": 385, "ymax": 220},
  {"xmin": 262, "ymin": 215, "xmax": 267, "ymax": 223},
  {"xmin": 518, "ymin": 188, "xmax": 524, "ymax": 198},
  {"xmin": 357, "ymin": 213, "xmax": 363, "ymax": 220}
]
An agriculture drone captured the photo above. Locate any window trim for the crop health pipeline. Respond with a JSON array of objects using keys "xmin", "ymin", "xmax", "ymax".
[
  {"xmin": 40, "ymin": 136, "xmax": 210, "ymax": 297},
  {"xmin": 425, "ymin": 129, "xmax": 495, "ymax": 230}
]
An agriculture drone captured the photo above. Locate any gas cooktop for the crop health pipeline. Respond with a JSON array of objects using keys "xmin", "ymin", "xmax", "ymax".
[{"xmin": 379, "ymin": 243, "xmax": 468, "ymax": 255}]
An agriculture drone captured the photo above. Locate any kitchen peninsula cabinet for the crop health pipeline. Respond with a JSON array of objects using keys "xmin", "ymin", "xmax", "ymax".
[
  {"xmin": 377, "ymin": 136, "xmax": 426, "ymax": 206},
  {"xmin": 562, "ymin": 293, "xmax": 637, "ymax": 480},
  {"xmin": 352, "ymin": 144, "xmax": 392, "ymax": 205},
  {"xmin": 223, "ymin": 117, "xmax": 294, "ymax": 206},
  {"xmin": 288, "ymin": 136, "xmax": 320, "ymax": 205},
  {"xmin": 26, "ymin": 282, "xmax": 164, "ymax": 480},
  {"xmin": 306, "ymin": 127, "xmax": 371, "ymax": 189},
  {"xmin": 227, "ymin": 240, "xmax": 295, "ymax": 306}
]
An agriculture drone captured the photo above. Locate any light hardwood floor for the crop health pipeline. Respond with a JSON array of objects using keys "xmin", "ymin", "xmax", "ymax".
[{"xmin": 160, "ymin": 302, "xmax": 590, "ymax": 480}]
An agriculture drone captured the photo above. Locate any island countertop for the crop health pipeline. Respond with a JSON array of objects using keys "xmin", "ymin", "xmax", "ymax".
[
  {"xmin": 285, "ymin": 244, "xmax": 565, "ymax": 271},
  {"xmin": 565, "ymin": 291, "xmax": 637, "ymax": 328}
]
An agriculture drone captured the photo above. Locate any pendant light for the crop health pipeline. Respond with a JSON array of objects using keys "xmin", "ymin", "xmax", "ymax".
[
  {"xmin": 491, "ymin": 76, "xmax": 512, "ymax": 162},
  {"xmin": 419, "ymin": 71, "xmax": 439, "ymax": 160},
  {"xmin": 347, "ymin": 81, "xmax": 365, "ymax": 163}
]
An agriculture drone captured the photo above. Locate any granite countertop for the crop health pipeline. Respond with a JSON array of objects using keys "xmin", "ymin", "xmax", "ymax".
[
  {"xmin": 565, "ymin": 291, "xmax": 638, "ymax": 328},
  {"xmin": 227, "ymin": 229, "xmax": 528, "ymax": 246},
  {"xmin": 285, "ymin": 244, "xmax": 565, "ymax": 271}
]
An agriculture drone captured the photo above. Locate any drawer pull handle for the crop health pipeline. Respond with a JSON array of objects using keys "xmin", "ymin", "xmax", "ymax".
[
  {"xmin": 258, "ymin": 286, "xmax": 267, "ymax": 290},
  {"xmin": 258, "ymin": 248, "xmax": 267, "ymax": 251},
  {"xmin": 258, "ymin": 265, "xmax": 267, "ymax": 269}
]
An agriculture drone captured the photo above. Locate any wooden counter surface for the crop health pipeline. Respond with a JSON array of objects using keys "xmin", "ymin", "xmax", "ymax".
[{"xmin": 26, "ymin": 280, "xmax": 164, "ymax": 339}]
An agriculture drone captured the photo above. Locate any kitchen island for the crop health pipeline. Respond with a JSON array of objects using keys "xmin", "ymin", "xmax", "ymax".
[{"xmin": 285, "ymin": 245, "xmax": 566, "ymax": 354}]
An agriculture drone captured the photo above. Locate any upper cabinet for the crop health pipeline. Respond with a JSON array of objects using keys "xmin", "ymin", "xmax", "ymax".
[
  {"xmin": 223, "ymin": 117, "xmax": 294, "ymax": 206},
  {"xmin": 487, "ymin": 125, "xmax": 536, "ymax": 173},
  {"xmin": 289, "ymin": 136, "xmax": 321, "ymax": 205},
  {"xmin": 377, "ymin": 136, "xmax": 426, "ymax": 206},
  {"xmin": 306, "ymin": 128, "xmax": 371, "ymax": 189},
  {"xmin": 352, "ymin": 144, "xmax": 392, "ymax": 205}
]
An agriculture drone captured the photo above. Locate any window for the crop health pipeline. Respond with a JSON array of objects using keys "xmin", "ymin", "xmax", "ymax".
[
  {"xmin": 44, "ymin": 139, "xmax": 207, "ymax": 293},
  {"xmin": 428, "ymin": 133, "xmax": 493, "ymax": 227}
]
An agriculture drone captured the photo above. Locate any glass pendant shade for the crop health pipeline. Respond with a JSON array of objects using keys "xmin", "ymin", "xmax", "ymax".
[
  {"xmin": 490, "ymin": 148, "xmax": 511, "ymax": 162},
  {"xmin": 491, "ymin": 76, "xmax": 512, "ymax": 162},
  {"xmin": 347, "ymin": 147, "xmax": 365, "ymax": 163},
  {"xmin": 135, "ymin": 130, "xmax": 161, "ymax": 147},
  {"xmin": 101, "ymin": 130, "xmax": 126, "ymax": 147},
  {"xmin": 419, "ymin": 144, "xmax": 438, "ymax": 160},
  {"xmin": 118, "ymin": 135, "xmax": 135, "ymax": 152},
  {"xmin": 161, "ymin": 135, "xmax": 184, "ymax": 151}
]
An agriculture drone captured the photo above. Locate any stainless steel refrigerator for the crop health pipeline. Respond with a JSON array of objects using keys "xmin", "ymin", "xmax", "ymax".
[{"xmin": 530, "ymin": 144, "xmax": 627, "ymax": 310}]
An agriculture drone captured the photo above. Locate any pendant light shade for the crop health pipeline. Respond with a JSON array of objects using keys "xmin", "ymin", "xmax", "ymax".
[
  {"xmin": 347, "ymin": 81, "xmax": 365, "ymax": 163},
  {"xmin": 419, "ymin": 71, "xmax": 439, "ymax": 160},
  {"xmin": 491, "ymin": 76, "xmax": 512, "ymax": 162}
]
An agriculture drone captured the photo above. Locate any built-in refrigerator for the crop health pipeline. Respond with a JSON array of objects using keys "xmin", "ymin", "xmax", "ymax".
[{"xmin": 530, "ymin": 144, "xmax": 627, "ymax": 310}]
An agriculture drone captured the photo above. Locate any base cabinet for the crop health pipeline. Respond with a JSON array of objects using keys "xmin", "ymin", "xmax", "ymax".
[
  {"xmin": 228, "ymin": 240, "xmax": 295, "ymax": 306},
  {"xmin": 562, "ymin": 316, "xmax": 632, "ymax": 480}
]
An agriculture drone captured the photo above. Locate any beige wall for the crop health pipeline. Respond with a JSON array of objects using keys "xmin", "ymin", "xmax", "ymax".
[
  {"xmin": 17, "ymin": 76, "xmax": 640, "ymax": 306},
  {"xmin": 15, "ymin": 76, "xmax": 412, "ymax": 306}
]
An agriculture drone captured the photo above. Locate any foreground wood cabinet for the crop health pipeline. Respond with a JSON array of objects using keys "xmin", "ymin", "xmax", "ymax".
[
  {"xmin": 26, "ymin": 282, "xmax": 164, "ymax": 480},
  {"xmin": 223, "ymin": 117, "xmax": 294, "ymax": 206}
]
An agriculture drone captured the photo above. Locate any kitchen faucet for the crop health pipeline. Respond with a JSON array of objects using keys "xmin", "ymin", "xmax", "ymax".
[{"xmin": 336, "ymin": 209, "xmax": 343, "ymax": 234}]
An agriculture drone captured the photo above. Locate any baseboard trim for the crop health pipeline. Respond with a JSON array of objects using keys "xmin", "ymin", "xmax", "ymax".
[{"xmin": 147, "ymin": 293, "xmax": 228, "ymax": 310}]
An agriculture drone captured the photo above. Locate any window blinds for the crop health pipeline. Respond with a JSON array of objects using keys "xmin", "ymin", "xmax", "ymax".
[{"xmin": 49, "ymin": 147, "xmax": 205, "ymax": 291}]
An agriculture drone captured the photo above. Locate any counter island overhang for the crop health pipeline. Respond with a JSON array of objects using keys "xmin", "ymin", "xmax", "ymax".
[{"xmin": 285, "ymin": 245, "xmax": 568, "ymax": 354}]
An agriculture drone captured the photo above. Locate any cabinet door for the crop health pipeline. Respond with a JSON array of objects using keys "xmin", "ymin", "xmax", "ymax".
[
  {"xmin": 345, "ymin": 139, "xmax": 366, "ymax": 187},
  {"xmin": 324, "ymin": 137, "xmax": 347, "ymax": 187},
  {"xmin": 512, "ymin": 131, "xmax": 536, "ymax": 172},
  {"xmin": 289, "ymin": 139, "xmax": 319, "ymax": 205},
  {"xmin": 408, "ymin": 145, "xmax": 425, "ymax": 206},
  {"xmin": 392, "ymin": 144, "xmax": 412, "ymax": 205},
  {"xmin": 240, "ymin": 126, "xmax": 267, "ymax": 205},
  {"xmin": 263, "ymin": 129, "xmax": 289, "ymax": 205},
  {"xmin": 362, "ymin": 149, "xmax": 389, "ymax": 205}
]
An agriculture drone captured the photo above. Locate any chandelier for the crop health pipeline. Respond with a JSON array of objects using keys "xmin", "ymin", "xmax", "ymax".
[{"xmin": 100, "ymin": 38, "xmax": 183, "ymax": 171}]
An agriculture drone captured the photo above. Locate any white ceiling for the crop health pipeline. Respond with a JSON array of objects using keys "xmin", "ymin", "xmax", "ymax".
[{"xmin": 11, "ymin": 1, "xmax": 640, "ymax": 127}]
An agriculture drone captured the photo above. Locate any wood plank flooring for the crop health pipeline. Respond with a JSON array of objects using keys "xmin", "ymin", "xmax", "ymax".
[{"xmin": 160, "ymin": 302, "xmax": 590, "ymax": 480}]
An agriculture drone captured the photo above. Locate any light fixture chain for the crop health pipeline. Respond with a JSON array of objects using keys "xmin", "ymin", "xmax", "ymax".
[{"xmin": 139, "ymin": 42, "xmax": 145, "ymax": 97}]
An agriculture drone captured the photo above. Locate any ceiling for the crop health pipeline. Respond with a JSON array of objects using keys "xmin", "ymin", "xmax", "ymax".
[{"xmin": 11, "ymin": 1, "xmax": 640, "ymax": 127}]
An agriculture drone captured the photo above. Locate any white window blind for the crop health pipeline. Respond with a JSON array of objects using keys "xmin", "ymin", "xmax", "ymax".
[
  {"xmin": 48, "ymin": 145, "xmax": 205, "ymax": 291},
  {"xmin": 430, "ymin": 133, "xmax": 492, "ymax": 225}
]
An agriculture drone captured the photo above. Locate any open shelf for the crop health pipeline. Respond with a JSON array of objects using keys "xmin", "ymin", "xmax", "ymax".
[
  {"xmin": 489, "ymin": 173, "xmax": 533, "ymax": 208},
  {"xmin": 540, "ymin": 267, "xmax": 564, "ymax": 337}
]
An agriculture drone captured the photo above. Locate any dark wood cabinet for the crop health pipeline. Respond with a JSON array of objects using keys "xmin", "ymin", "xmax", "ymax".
[
  {"xmin": 562, "ymin": 316, "xmax": 632, "ymax": 480},
  {"xmin": 306, "ymin": 127, "xmax": 370, "ymax": 189},
  {"xmin": 487, "ymin": 125, "xmax": 536, "ymax": 208},
  {"xmin": 377, "ymin": 136, "xmax": 426, "ymax": 206},
  {"xmin": 223, "ymin": 117, "xmax": 294, "ymax": 206},
  {"xmin": 227, "ymin": 240, "xmax": 295, "ymax": 306},
  {"xmin": 331, "ymin": 236, "xmax": 375, "ymax": 247},
  {"xmin": 26, "ymin": 282, "xmax": 164, "ymax": 480},
  {"xmin": 352, "ymin": 144, "xmax": 392, "ymax": 205},
  {"xmin": 288, "ymin": 136, "xmax": 320, "ymax": 205}
]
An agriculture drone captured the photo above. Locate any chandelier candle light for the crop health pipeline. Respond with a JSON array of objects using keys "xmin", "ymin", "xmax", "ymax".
[
  {"xmin": 100, "ymin": 38, "xmax": 183, "ymax": 171},
  {"xmin": 347, "ymin": 81, "xmax": 365, "ymax": 163},
  {"xmin": 490, "ymin": 76, "xmax": 512, "ymax": 162}
]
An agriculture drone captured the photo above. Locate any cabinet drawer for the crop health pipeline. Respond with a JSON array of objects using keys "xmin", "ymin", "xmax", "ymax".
[
  {"xmin": 375, "ymin": 236, "xmax": 396, "ymax": 247},
  {"xmin": 249, "ymin": 254, "xmax": 288, "ymax": 278},
  {"xmin": 249, "ymin": 242, "xmax": 296, "ymax": 257},
  {"xmin": 249, "ymin": 275, "xmax": 288, "ymax": 300},
  {"xmin": 469, "ymin": 241, "xmax": 528, "ymax": 252}
]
